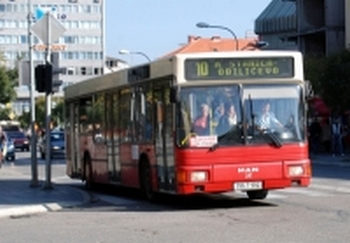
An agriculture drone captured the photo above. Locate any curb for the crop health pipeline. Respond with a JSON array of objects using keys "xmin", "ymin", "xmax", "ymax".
[{"xmin": 0, "ymin": 186, "xmax": 91, "ymax": 219}]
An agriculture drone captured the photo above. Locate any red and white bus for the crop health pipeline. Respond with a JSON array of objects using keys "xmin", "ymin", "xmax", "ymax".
[{"xmin": 64, "ymin": 51, "xmax": 311, "ymax": 200}]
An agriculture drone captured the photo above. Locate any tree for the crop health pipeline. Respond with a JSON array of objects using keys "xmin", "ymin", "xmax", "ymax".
[
  {"xmin": 304, "ymin": 54, "xmax": 326, "ymax": 97},
  {"xmin": 0, "ymin": 66, "xmax": 16, "ymax": 104},
  {"xmin": 319, "ymin": 50, "xmax": 350, "ymax": 111},
  {"xmin": 52, "ymin": 98, "xmax": 64, "ymax": 127},
  {"xmin": 18, "ymin": 97, "xmax": 65, "ymax": 129}
]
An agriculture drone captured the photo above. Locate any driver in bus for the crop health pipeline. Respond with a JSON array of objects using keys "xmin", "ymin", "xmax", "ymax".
[
  {"xmin": 192, "ymin": 103, "xmax": 211, "ymax": 136},
  {"xmin": 258, "ymin": 101, "xmax": 283, "ymax": 131}
]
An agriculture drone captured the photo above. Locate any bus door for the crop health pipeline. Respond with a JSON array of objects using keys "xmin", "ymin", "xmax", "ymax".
[
  {"xmin": 106, "ymin": 93, "xmax": 121, "ymax": 182},
  {"xmin": 154, "ymin": 82, "xmax": 175, "ymax": 191},
  {"xmin": 70, "ymin": 101, "xmax": 81, "ymax": 176}
]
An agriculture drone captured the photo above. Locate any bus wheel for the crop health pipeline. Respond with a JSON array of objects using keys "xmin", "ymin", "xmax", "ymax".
[
  {"xmin": 84, "ymin": 155, "xmax": 94, "ymax": 190},
  {"xmin": 139, "ymin": 160, "xmax": 156, "ymax": 201},
  {"xmin": 247, "ymin": 190, "xmax": 268, "ymax": 200}
]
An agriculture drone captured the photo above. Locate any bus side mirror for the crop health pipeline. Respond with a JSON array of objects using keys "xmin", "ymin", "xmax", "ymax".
[
  {"xmin": 305, "ymin": 80, "xmax": 314, "ymax": 98},
  {"xmin": 170, "ymin": 87, "xmax": 179, "ymax": 103}
]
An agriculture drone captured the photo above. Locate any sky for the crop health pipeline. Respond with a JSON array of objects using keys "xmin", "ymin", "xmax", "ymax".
[{"xmin": 105, "ymin": 0, "xmax": 272, "ymax": 65}]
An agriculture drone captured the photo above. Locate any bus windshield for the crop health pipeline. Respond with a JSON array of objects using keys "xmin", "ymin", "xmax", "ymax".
[{"xmin": 176, "ymin": 84, "xmax": 305, "ymax": 148}]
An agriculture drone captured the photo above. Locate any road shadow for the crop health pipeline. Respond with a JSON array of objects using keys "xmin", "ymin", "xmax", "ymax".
[{"xmin": 64, "ymin": 183, "xmax": 277, "ymax": 213}]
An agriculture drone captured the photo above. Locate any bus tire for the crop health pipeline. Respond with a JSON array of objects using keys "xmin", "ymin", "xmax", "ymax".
[
  {"xmin": 83, "ymin": 153, "xmax": 94, "ymax": 190},
  {"xmin": 247, "ymin": 190, "xmax": 268, "ymax": 200},
  {"xmin": 139, "ymin": 160, "xmax": 156, "ymax": 201}
]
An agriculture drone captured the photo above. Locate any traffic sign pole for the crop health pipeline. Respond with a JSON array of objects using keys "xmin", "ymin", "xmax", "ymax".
[
  {"xmin": 28, "ymin": 0, "xmax": 39, "ymax": 188},
  {"xmin": 44, "ymin": 12, "xmax": 52, "ymax": 190},
  {"xmin": 31, "ymin": 10, "xmax": 66, "ymax": 190}
]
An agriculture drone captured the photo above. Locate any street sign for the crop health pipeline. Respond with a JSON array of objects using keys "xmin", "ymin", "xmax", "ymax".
[
  {"xmin": 33, "ymin": 44, "xmax": 67, "ymax": 52},
  {"xmin": 35, "ymin": 6, "xmax": 67, "ymax": 21},
  {"xmin": 31, "ymin": 13, "xmax": 66, "ymax": 44}
]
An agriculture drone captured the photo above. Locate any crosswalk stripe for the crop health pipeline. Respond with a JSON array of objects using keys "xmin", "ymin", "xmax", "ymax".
[
  {"xmin": 310, "ymin": 184, "xmax": 350, "ymax": 194},
  {"xmin": 274, "ymin": 187, "xmax": 332, "ymax": 197}
]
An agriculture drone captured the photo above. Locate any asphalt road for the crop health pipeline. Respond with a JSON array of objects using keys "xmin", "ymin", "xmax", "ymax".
[{"xmin": 1, "ymin": 152, "xmax": 350, "ymax": 243}]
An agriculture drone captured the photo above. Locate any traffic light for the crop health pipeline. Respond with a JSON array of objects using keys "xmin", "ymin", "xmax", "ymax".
[
  {"xmin": 34, "ymin": 53, "xmax": 65, "ymax": 94},
  {"xmin": 35, "ymin": 64, "xmax": 52, "ymax": 93},
  {"xmin": 50, "ymin": 53, "xmax": 65, "ymax": 93}
]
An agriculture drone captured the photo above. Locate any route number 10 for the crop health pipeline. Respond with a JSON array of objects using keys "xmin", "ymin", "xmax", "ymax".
[{"xmin": 195, "ymin": 61, "xmax": 209, "ymax": 77}]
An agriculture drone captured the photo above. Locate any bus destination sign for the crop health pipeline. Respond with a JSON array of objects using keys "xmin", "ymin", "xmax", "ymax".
[{"xmin": 185, "ymin": 57, "xmax": 294, "ymax": 80}]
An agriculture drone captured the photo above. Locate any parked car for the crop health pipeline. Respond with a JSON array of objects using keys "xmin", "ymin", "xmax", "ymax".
[
  {"xmin": 39, "ymin": 132, "xmax": 65, "ymax": 159},
  {"xmin": 6, "ymin": 131, "xmax": 30, "ymax": 151}
]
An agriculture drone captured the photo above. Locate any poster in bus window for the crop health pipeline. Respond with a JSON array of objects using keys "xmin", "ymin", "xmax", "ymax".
[{"xmin": 189, "ymin": 135, "xmax": 217, "ymax": 147}]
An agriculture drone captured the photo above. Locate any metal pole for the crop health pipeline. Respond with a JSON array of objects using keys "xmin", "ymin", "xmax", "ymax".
[
  {"xmin": 43, "ymin": 12, "xmax": 52, "ymax": 189},
  {"xmin": 135, "ymin": 52, "xmax": 151, "ymax": 62},
  {"xmin": 28, "ymin": 0, "xmax": 38, "ymax": 187},
  {"xmin": 212, "ymin": 25, "xmax": 239, "ymax": 50}
]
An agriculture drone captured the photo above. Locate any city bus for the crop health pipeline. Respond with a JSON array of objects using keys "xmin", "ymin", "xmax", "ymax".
[{"xmin": 64, "ymin": 51, "xmax": 311, "ymax": 201}]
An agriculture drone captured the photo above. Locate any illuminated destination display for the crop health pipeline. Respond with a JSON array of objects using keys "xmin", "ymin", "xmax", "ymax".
[{"xmin": 185, "ymin": 57, "xmax": 294, "ymax": 80}]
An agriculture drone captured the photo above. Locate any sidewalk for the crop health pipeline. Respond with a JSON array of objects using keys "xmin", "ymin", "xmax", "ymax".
[
  {"xmin": 310, "ymin": 153, "xmax": 350, "ymax": 167},
  {"xmin": 0, "ymin": 163, "xmax": 89, "ymax": 219}
]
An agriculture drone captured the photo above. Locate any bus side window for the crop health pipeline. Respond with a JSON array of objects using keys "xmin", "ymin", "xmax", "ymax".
[{"xmin": 119, "ymin": 88, "xmax": 132, "ymax": 142}]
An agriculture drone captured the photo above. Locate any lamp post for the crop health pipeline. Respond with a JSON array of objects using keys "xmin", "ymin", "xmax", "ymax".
[
  {"xmin": 196, "ymin": 22, "xmax": 239, "ymax": 51},
  {"xmin": 119, "ymin": 49, "xmax": 151, "ymax": 62}
]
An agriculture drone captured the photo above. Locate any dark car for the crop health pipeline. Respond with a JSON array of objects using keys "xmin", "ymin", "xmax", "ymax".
[
  {"xmin": 6, "ymin": 131, "xmax": 30, "ymax": 151},
  {"xmin": 39, "ymin": 132, "xmax": 65, "ymax": 159}
]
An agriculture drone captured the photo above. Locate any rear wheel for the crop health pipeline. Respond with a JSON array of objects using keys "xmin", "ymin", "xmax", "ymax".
[
  {"xmin": 139, "ymin": 160, "xmax": 156, "ymax": 201},
  {"xmin": 247, "ymin": 190, "xmax": 268, "ymax": 200}
]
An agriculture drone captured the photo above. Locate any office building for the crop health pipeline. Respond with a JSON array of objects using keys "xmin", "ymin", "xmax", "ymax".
[
  {"xmin": 0, "ymin": 0, "xmax": 106, "ymax": 114},
  {"xmin": 255, "ymin": 0, "xmax": 347, "ymax": 56}
]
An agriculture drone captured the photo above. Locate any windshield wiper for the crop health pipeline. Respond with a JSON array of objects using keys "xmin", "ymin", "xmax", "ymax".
[
  {"xmin": 262, "ymin": 129, "xmax": 283, "ymax": 148},
  {"xmin": 209, "ymin": 126, "xmax": 241, "ymax": 151}
]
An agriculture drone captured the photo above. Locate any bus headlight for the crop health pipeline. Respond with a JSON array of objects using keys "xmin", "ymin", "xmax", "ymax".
[
  {"xmin": 190, "ymin": 171, "xmax": 207, "ymax": 182},
  {"xmin": 288, "ymin": 165, "xmax": 304, "ymax": 176}
]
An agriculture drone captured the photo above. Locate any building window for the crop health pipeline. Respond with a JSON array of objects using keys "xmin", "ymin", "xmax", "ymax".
[
  {"xmin": 86, "ymin": 67, "xmax": 93, "ymax": 75},
  {"xmin": 94, "ymin": 67, "xmax": 100, "ymax": 75},
  {"xmin": 67, "ymin": 68, "xmax": 74, "ymax": 75},
  {"xmin": 81, "ymin": 67, "xmax": 86, "ymax": 75}
]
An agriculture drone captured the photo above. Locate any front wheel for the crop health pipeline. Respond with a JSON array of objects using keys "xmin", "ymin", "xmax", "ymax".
[{"xmin": 247, "ymin": 190, "xmax": 268, "ymax": 200}]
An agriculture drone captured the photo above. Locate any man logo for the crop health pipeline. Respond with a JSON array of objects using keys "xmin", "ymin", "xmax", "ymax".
[{"xmin": 237, "ymin": 167, "xmax": 259, "ymax": 179}]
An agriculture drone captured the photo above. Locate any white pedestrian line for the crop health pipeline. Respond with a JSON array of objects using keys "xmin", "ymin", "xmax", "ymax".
[
  {"xmin": 310, "ymin": 184, "xmax": 350, "ymax": 194},
  {"xmin": 274, "ymin": 187, "xmax": 332, "ymax": 197}
]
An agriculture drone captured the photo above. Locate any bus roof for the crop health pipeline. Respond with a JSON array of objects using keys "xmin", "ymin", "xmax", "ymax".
[{"xmin": 64, "ymin": 50, "xmax": 303, "ymax": 100}]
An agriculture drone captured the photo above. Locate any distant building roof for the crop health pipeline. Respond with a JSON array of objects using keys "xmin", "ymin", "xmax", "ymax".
[{"xmin": 162, "ymin": 35, "xmax": 261, "ymax": 58}]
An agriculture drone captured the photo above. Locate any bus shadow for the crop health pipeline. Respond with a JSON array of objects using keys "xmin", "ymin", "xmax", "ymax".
[{"xmin": 71, "ymin": 184, "xmax": 277, "ymax": 213}]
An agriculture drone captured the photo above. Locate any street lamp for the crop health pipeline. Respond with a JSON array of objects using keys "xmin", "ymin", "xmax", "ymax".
[
  {"xmin": 196, "ymin": 22, "xmax": 239, "ymax": 51},
  {"xmin": 119, "ymin": 49, "xmax": 151, "ymax": 62}
]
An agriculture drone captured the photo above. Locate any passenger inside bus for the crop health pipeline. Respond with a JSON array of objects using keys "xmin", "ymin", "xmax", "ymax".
[
  {"xmin": 284, "ymin": 114, "xmax": 297, "ymax": 136},
  {"xmin": 216, "ymin": 102, "xmax": 238, "ymax": 135},
  {"xmin": 257, "ymin": 101, "xmax": 283, "ymax": 131},
  {"xmin": 192, "ymin": 103, "xmax": 211, "ymax": 136},
  {"xmin": 213, "ymin": 102, "xmax": 225, "ymax": 124}
]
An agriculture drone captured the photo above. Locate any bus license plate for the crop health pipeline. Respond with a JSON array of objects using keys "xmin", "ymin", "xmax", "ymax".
[{"xmin": 234, "ymin": 181, "xmax": 262, "ymax": 191}]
